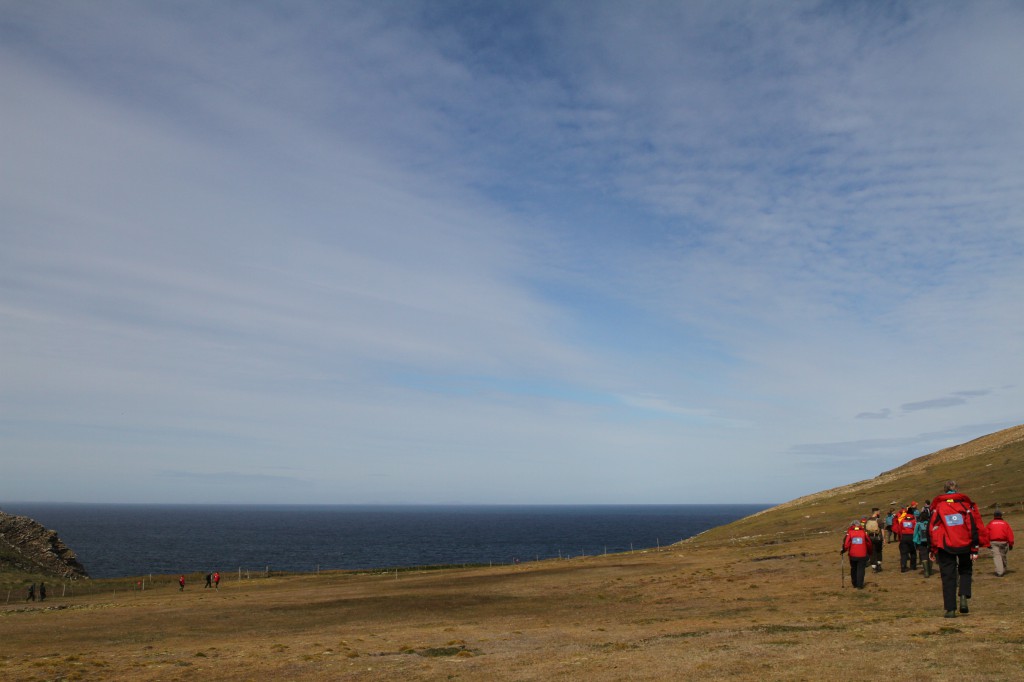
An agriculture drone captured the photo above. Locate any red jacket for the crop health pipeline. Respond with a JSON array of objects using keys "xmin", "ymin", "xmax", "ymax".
[
  {"xmin": 895, "ymin": 513, "xmax": 917, "ymax": 537},
  {"xmin": 843, "ymin": 528, "xmax": 873, "ymax": 559},
  {"xmin": 987, "ymin": 518, "xmax": 1014, "ymax": 547},
  {"xmin": 929, "ymin": 493, "xmax": 988, "ymax": 553}
]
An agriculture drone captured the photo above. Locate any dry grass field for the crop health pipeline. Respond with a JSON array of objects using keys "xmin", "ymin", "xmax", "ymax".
[{"xmin": 3, "ymin": 425, "xmax": 1024, "ymax": 681}]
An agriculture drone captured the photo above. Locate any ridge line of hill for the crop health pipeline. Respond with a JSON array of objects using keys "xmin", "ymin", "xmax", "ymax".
[
  {"xmin": 749, "ymin": 424, "xmax": 1024, "ymax": 517},
  {"xmin": 4, "ymin": 424, "xmax": 1023, "ymax": 579},
  {"xmin": 686, "ymin": 423, "xmax": 1024, "ymax": 546}
]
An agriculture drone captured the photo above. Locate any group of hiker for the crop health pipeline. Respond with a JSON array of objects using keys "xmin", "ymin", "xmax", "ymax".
[
  {"xmin": 841, "ymin": 480, "xmax": 1014, "ymax": 618},
  {"xmin": 177, "ymin": 571, "xmax": 220, "ymax": 591},
  {"xmin": 24, "ymin": 581, "xmax": 46, "ymax": 602},
  {"xmin": 24, "ymin": 572, "xmax": 222, "ymax": 602}
]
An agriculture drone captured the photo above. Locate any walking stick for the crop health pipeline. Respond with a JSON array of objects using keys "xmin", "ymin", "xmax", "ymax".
[{"xmin": 840, "ymin": 552, "xmax": 845, "ymax": 588}]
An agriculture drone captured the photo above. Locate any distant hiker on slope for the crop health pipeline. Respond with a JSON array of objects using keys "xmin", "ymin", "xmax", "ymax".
[
  {"xmin": 841, "ymin": 520, "xmax": 873, "ymax": 589},
  {"xmin": 179, "ymin": 575, "xmax": 186, "ymax": 591},
  {"xmin": 896, "ymin": 504, "xmax": 919, "ymax": 572},
  {"xmin": 865, "ymin": 508, "xmax": 884, "ymax": 572},
  {"xmin": 929, "ymin": 480, "xmax": 988, "ymax": 618},
  {"xmin": 913, "ymin": 510, "xmax": 932, "ymax": 577},
  {"xmin": 987, "ymin": 510, "xmax": 1014, "ymax": 577}
]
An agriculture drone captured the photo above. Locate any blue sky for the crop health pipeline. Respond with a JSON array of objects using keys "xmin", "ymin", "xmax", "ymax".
[{"xmin": 2, "ymin": 1, "xmax": 1022, "ymax": 505}]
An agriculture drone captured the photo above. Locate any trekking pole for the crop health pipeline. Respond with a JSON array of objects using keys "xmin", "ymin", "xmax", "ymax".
[{"xmin": 840, "ymin": 553, "xmax": 845, "ymax": 589}]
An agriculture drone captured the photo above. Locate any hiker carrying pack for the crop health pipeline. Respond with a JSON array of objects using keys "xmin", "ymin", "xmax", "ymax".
[
  {"xmin": 930, "ymin": 495, "xmax": 984, "ymax": 554},
  {"xmin": 896, "ymin": 506, "xmax": 919, "ymax": 571},
  {"xmin": 928, "ymin": 481, "xmax": 989, "ymax": 618},
  {"xmin": 865, "ymin": 509, "xmax": 884, "ymax": 571},
  {"xmin": 841, "ymin": 521, "xmax": 873, "ymax": 589},
  {"xmin": 913, "ymin": 513, "xmax": 932, "ymax": 577}
]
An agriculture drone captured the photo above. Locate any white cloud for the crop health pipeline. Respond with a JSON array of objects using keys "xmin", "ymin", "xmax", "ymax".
[{"xmin": 2, "ymin": 1, "xmax": 1023, "ymax": 504}]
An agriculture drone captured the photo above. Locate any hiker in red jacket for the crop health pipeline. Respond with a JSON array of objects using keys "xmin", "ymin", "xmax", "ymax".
[
  {"xmin": 929, "ymin": 481, "xmax": 988, "ymax": 618},
  {"xmin": 896, "ymin": 504, "xmax": 919, "ymax": 572},
  {"xmin": 987, "ymin": 510, "xmax": 1014, "ymax": 577},
  {"xmin": 841, "ymin": 520, "xmax": 873, "ymax": 589}
]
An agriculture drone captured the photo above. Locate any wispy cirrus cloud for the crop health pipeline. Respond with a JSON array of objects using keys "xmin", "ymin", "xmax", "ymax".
[
  {"xmin": 2, "ymin": 2, "xmax": 1023, "ymax": 504},
  {"xmin": 159, "ymin": 470, "xmax": 312, "ymax": 488},
  {"xmin": 856, "ymin": 388, "xmax": 1000, "ymax": 420},
  {"xmin": 790, "ymin": 421, "xmax": 1019, "ymax": 465},
  {"xmin": 902, "ymin": 397, "xmax": 968, "ymax": 412}
]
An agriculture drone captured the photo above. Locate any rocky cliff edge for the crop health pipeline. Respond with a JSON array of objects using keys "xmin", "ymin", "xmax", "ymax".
[{"xmin": 0, "ymin": 511, "xmax": 89, "ymax": 578}]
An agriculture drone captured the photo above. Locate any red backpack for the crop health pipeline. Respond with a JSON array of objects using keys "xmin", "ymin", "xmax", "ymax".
[
  {"xmin": 846, "ymin": 529, "xmax": 870, "ymax": 558},
  {"xmin": 931, "ymin": 496, "xmax": 980, "ymax": 554}
]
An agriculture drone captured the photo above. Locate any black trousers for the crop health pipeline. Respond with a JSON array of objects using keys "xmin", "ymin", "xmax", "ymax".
[
  {"xmin": 899, "ymin": 536, "xmax": 917, "ymax": 569},
  {"xmin": 849, "ymin": 556, "xmax": 868, "ymax": 588},
  {"xmin": 936, "ymin": 549, "xmax": 973, "ymax": 612},
  {"xmin": 868, "ymin": 534, "xmax": 883, "ymax": 565}
]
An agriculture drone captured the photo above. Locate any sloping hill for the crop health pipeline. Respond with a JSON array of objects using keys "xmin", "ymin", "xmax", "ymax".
[
  {"xmin": 689, "ymin": 423, "xmax": 1024, "ymax": 546},
  {"xmin": 3, "ymin": 425, "xmax": 1024, "ymax": 681}
]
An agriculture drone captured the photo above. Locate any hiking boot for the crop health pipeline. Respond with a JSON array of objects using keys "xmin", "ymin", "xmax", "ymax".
[
  {"xmin": 959, "ymin": 595, "xmax": 969, "ymax": 614},
  {"xmin": 944, "ymin": 610, "xmax": 957, "ymax": 618}
]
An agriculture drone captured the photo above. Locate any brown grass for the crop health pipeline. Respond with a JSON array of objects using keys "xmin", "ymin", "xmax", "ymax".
[{"xmin": 3, "ymin": 425, "xmax": 1024, "ymax": 680}]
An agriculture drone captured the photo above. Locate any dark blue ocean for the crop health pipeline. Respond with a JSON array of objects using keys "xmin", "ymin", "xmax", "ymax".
[{"xmin": 3, "ymin": 504, "xmax": 768, "ymax": 579}]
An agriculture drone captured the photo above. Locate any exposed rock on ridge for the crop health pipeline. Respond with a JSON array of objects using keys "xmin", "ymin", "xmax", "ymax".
[{"xmin": 0, "ymin": 511, "xmax": 89, "ymax": 578}]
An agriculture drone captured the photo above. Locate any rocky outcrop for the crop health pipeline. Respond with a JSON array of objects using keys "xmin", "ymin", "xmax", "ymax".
[{"xmin": 0, "ymin": 511, "xmax": 89, "ymax": 578}]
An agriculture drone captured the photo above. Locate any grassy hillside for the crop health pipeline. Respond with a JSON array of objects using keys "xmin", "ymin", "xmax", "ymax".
[
  {"xmin": 3, "ymin": 425, "xmax": 1024, "ymax": 681},
  {"xmin": 690, "ymin": 423, "xmax": 1024, "ymax": 547}
]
